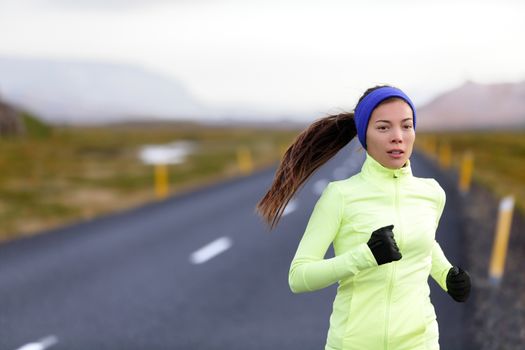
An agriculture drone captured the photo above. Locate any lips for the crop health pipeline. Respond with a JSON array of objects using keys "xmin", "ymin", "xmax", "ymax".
[{"xmin": 387, "ymin": 149, "xmax": 404, "ymax": 154}]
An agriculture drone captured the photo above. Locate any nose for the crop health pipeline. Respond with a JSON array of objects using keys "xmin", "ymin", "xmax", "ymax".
[{"xmin": 391, "ymin": 127, "xmax": 403, "ymax": 144}]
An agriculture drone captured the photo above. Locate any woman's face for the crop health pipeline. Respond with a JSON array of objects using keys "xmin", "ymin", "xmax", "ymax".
[{"xmin": 365, "ymin": 98, "xmax": 415, "ymax": 169}]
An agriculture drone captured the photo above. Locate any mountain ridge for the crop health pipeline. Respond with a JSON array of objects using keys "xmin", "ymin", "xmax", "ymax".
[
  {"xmin": 417, "ymin": 80, "xmax": 525, "ymax": 131},
  {"xmin": 0, "ymin": 56, "xmax": 207, "ymax": 124}
]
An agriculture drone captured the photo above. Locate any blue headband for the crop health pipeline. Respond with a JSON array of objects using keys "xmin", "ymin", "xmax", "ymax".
[{"xmin": 354, "ymin": 86, "xmax": 416, "ymax": 150}]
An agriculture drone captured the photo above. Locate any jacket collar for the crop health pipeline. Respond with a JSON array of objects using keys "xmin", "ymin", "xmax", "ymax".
[{"xmin": 361, "ymin": 151, "xmax": 413, "ymax": 181}]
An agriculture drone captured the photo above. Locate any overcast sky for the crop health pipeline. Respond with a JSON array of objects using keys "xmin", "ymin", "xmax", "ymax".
[{"xmin": 0, "ymin": 0, "xmax": 524, "ymax": 117}]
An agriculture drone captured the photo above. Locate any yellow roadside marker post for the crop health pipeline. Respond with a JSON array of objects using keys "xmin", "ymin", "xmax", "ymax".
[
  {"xmin": 154, "ymin": 163, "xmax": 169, "ymax": 200},
  {"xmin": 417, "ymin": 139, "xmax": 426, "ymax": 153},
  {"xmin": 489, "ymin": 196, "xmax": 515, "ymax": 286},
  {"xmin": 458, "ymin": 150, "xmax": 473, "ymax": 194},
  {"xmin": 421, "ymin": 139, "xmax": 429, "ymax": 154},
  {"xmin": 279, "ymin": 143, "xmax": 289, "ymax": 160},
  {"xmin": 438, "ymin": 142, "xmax": 452, "ymax": 169},
  {"xmin": 237, "ymin": 146, "xmax": 253, "ymax": 175},
  {"xmin": 140, "ymin": 141, "xmax": 195, "ymax": 200},
  {"xmin": 427, "ymin": 137, "xmax": 437, "ymax": 159}
]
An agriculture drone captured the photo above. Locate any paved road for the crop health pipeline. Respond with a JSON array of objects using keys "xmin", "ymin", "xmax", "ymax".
[{"xmin": 0, "ymin": 140, "xmax": 469, "ymax": 349}]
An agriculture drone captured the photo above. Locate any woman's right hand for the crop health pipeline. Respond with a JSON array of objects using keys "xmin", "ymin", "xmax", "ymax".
[{"xmin": 366, "ymin": 224, "xmax": 402, "ymax": 265}]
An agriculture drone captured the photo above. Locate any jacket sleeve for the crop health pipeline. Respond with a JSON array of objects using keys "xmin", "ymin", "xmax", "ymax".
[
  {"xmin": 430, "ymin": 180, "xmax": 453, "ymax": 291},
  {"xmin": 288, "ymin": 182, "xmax": 378, "ymax": 294}
]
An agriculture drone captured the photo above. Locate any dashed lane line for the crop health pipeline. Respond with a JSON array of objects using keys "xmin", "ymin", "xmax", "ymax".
[
  {"xmin": 313, "ymin": 179, "xmax": 329, "ymax": 195},
  {"xmin": 190, "ymin": 237, "xmax": 232, "ymax": 264},
  {"xmin": 282, "ymin": 199, "xmax": 297, "ymax": 216},
  {"xmin": 15, "ymin": 335, "xmax": 58, "ymax": 350}
]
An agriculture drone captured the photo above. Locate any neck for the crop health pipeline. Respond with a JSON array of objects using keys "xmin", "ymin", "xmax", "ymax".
[{"xmin": 361, "ymin": 152, "xmax": 413, "ymax": 180}]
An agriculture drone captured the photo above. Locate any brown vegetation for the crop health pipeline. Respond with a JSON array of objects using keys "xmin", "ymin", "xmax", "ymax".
[{"xmin": 0, "ymin": 97, "xmax": 24, "ymax": 136}]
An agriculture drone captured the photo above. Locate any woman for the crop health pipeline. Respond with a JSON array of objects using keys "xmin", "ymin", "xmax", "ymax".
[{"xmin": 256, "ymin": 85, "xmax": 471, "ymax": 350}]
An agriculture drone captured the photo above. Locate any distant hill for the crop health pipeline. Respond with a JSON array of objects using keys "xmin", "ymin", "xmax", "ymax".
[
  {"xmin": 0, "ymin": 56, "xmax": 208, "ymax": 125},
  {"xmin": 417, "ymin": 80, "xmax": 525, "ymax": 131}
]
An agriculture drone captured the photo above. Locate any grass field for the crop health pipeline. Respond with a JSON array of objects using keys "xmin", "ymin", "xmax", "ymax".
[
  {"xmin": 0, "ymin": 120, "xmax": 300, "ymax": 241},
  {"xmin": 415, "ymin": 130, "xmax": 525, "ymax": 216}
]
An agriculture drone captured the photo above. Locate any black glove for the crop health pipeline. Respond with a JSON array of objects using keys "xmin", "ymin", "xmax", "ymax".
[
  {"xmin": 446, "ymin": 266, "xmax": 471, "ymax": 302},
  {"xmin": 366, "ymin": 224, "xmax": 402, "ymax": 265}
]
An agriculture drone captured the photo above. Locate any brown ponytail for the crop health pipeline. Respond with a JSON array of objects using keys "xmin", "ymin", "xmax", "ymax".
[
  {"xmin": 255, "ymin": 84, "xmax": 394, "ymax": 231},
  {"xmin": 255, "ymin": 112, "xmax": 357, "ymax": 230}
]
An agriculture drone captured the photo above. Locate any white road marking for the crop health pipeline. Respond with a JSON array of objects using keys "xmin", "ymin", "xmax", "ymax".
[
  {"xmin": 499, "ymin": 195, "xmax": 515, "ymax": 211},
  {"xmin": 139, "ymin": 141, "xmax": 195, "ymax": 165},
  {"xmin": 282, "ymin": 199, "xmax": 297, "ymax": 216},
  {"xmin": 333, "ymin": 166, "xmax": 348, "ymax": 180},
  {"xmin": 345, "ymin": 156, "xmax": 363, "ymax": 171},
  {"xmin": 190, "ymin": 237, "xmax": 232, "ymax": 264},
  {"xmin": 15, "ymin": 335, "xmax": 58, "ymax": 350},
  {"xmin": 313, "ymin": 179, "xmax": 329, "ymax": 195}
]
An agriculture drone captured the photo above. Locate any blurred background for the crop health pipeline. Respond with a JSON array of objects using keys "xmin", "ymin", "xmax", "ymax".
[{"xmin": 0, "ymin": 0, "xmax": 524, "ymax": 349}]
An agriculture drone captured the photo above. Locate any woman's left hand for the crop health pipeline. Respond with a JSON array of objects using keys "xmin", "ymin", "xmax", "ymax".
[{"xmin": 446, "ymin": 266, "xmax": 471, "ymax": 302}]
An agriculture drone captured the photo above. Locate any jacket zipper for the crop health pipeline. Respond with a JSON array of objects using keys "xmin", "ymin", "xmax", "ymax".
[{"xmin": 384, "ymin": 174, "xmax": 401, "ymax": 350}]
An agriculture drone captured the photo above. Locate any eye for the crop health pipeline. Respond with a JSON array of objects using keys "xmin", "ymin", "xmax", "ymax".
[
  {"xmin": 404, "ymin": 124, "xmax": 413, "ymax": 129},
  {"xmin": 377, "ymin": 126, "xmax": 388, "ymax": 131}
]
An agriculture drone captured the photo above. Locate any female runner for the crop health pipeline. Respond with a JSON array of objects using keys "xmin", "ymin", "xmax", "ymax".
[{"xmin": 256, "ymin": 85, "xmax": 471, "ymax": 350}]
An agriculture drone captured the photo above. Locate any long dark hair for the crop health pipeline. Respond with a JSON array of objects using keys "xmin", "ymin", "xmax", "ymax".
[{"xmin": 255, "ymin": 84, "xmax": 396, "ymax": 230}]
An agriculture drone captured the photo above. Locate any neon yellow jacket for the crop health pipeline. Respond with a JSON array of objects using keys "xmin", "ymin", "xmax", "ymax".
[{"xmin": 288, "ymin": 152, "xmax": 453, "ymax": 350}]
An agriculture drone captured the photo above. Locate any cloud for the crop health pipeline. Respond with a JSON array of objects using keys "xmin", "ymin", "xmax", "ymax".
[
  {"xmin": 0, "ymin": 0, "xmax": 201, "ymax": 13},
  {"xmin": 49, "ymin": 0, "xmax": 186, "ymax": 11}
]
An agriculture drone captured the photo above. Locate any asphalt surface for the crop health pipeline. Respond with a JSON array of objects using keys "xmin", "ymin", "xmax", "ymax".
[{"xmin": 0, "ymin": 140, "xmax": 470, "ymax": 350}]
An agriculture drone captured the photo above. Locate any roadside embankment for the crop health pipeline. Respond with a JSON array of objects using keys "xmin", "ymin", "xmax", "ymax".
[
  {"xmin": 0, "ymin": 122, "xmax": 300, "ymax": 242},
  {"xmin": 416, "ymin": 131, "xmax": 525, "ymax": 349},
  {"xmin": 461, "ymin": 181, "xmax": 525, "ymax": 350}
]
